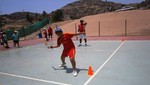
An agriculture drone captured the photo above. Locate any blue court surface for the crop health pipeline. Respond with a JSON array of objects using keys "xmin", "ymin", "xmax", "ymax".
[{"xmin": 0, "ymin": 40, "xmax": 150, "ymax": 85}]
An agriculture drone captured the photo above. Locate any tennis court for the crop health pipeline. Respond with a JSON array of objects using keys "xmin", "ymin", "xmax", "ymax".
[{"xmin": 0, "ymin": 40, "xmax": 150, "ymax": 85}]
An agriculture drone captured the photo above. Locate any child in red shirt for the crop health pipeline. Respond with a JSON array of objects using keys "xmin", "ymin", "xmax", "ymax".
[
  {"xmin": 48, "ymin": 28, "xmax": 85, "ymax": 76},
  {"xmin": 78, "ymin": 20, "xmax": 87, "ymax": 46},
  {"xmin": 47, "ymin": 26, "xmax": 53, "ymax": 39},
  {"xmin": 42, "ymin": 28, "xmax": 49, "ymax": 41}
]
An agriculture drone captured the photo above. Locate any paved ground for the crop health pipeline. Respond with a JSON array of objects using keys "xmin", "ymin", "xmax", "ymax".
[
  {"xmin": 0, "ymin": 39, "xmax": 150, "ymax": 85},
  {"xmin": 1, "ymin": 36, "xmax": 150, "ymax": 51}
]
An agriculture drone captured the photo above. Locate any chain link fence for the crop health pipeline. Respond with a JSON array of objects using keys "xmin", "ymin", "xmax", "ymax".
[
  {"xmin": 72, "ymin": 19, "xmax": 150, "ymax": 37},
  {"xmin": 6, "ymin": 19, "xmax": 49, "ymax": 40}
]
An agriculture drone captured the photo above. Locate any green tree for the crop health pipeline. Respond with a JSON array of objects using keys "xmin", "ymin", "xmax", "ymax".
[
  {"xmin": 42, "ymin": 11, "xmax": 47, "ymax": 18},
  {"xmin": 35, "ymin": 12, "xmax": 38, "ymax": 22},
  {"xmin": 26, "ymin": 13, "xmax": 33, "ymax": 23},
  {"xmin": 51, "ymin": 9, "xmax": 63, "ymax": 22},
  {"xmin": 0, "ymin": 16, "xmax": 4, "ymax": 28}
]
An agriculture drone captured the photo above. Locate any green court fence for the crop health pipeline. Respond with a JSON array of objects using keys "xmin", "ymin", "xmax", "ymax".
[{"xmin": 6, "ymin": 19, "xmax": 49, "ymax": 40}]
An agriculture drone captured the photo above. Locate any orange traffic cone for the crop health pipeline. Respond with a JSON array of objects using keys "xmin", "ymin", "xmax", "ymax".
[
  {"xmin": 122, "ymin": 37, "xmax": 125, "ymax": 42},
  {"xmin": 88, "ymin": 66, "xmax": 93, "ymax": 76}
]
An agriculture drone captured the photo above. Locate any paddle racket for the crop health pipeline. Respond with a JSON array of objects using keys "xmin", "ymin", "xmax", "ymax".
[{"xmin": 44, "ymin": 39, "xmax": 54, "ymax": 49}]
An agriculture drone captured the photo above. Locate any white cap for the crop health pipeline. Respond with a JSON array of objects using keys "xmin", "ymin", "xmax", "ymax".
[{"xmin": 14, "ymin": 31, "xmax": 18, "ymax": 32}]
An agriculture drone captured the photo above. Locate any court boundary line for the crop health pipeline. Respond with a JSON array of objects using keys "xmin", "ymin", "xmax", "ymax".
[
  {"xmin": 0, "ymin": 72, "xmax": 71, "ymax": 85},
  {"xmin": 84, "ymin": 41, "xmax": 125, "ymax": 85}
]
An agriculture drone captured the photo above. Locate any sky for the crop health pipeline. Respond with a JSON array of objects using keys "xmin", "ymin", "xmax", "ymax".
[{"xmin": 0, "ymin": 0, "xmax": 144, "ymax": 15}]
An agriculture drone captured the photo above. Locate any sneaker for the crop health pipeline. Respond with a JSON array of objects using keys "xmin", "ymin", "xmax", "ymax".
[
  {"xmin": 78, "ymin": 44, "xmax": 82, "ymax": 46},
  {"xmin": 59, "ymin": 63, "xmax": 66, "ymax": 68},
  {"xmin": 85, "ymin": 44, "xmax": 87, "ymax": 46},
  {"xmin": 5, "ymin": 46, "xmax": 10, "ymax": 48},
  {"xmin": 73, "ymin": 70, "xmax": 78, "ymax": 77}
]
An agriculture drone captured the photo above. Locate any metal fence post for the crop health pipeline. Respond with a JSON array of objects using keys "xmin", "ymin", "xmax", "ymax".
[
  {"xmin": 98, "ymin": 21, "xmax": 101, "ymax": 37},
  {"xmin": 125, "ymin": 19, "xmax": 127, "ymax": 36},
  {"xmin": 75, "ymin": 23, "xmax": 78, "ymax": 40}
]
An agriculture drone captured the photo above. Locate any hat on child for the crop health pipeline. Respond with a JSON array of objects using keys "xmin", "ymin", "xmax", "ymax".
[
  {"xmin": 55, "ymin": 28, "xmax": 62, "ymax": 33},
  {"xmin": 80, "ymin": 20, "xmax": 84, "ymax": 23}
]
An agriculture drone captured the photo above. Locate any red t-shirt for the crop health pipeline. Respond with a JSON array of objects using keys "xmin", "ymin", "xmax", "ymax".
[
  {"xmin": 57, "ymin": 33, "xmax": 75, "ymax": 50},
  {"xmin": 48, "ymin": 27, "xmax": 53, "ymax": 34},
  {"xmin": 0, "ymin": 35, "xmax": 2, "ymax": 39},
  {"xmin": 78, "ymin": 23, "xmax": 87, "ymax": 32},
  {"xmin": 43, "ymin": 29, "xmax": 47, "ymax": 35}
]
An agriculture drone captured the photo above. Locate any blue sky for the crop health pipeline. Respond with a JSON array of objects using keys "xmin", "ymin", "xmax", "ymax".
[{"xmin": 0, "ymin": 0, "xmax": 144, "ymax": 15}]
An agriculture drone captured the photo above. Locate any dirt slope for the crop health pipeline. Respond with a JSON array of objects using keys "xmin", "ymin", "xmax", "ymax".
[{"xmin": 60, "ymin": 9, "xmax": 150, "ymax": 36}]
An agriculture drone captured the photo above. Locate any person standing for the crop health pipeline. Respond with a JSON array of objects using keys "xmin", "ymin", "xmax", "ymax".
[
  {"xmin": 12, "ymin": 31, "xmax": 20, "ymax": 47},
  {"xmin": 47, "ymin": 26, "xmax": 53, "ymax": 40},
  {"xmin": 78, "ymin": 20, "xmax": 87, "ymax": 46},
  {"xmin": 48, "ymin": 28, "xmax": 85, "ymax": 76},
  {"xmin": 42, "ymin": 28, "xmax": 49, "ymax": 41},
  {"xmin": 2, "ymin": 32, "xmax": 10, "ymax": 48},
  {"xmin": 0, "ymin": 32, "xmax": 3, "ymax": 45}
]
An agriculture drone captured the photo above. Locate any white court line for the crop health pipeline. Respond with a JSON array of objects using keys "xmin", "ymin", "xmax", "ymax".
[
  {"xmin": 84, "ymin": 41, "xmax": 125, "ymax": 85},
  {"xmin": 0, "ymin": 72, "xmax": 71, "ymax": 85}
]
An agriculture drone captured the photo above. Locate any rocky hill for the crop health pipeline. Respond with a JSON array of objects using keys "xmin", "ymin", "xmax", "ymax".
[
  {"xmin": 50, "ymin": 0, "xmax": 150, "ymax": 20},
  {"xmin": 0, "ymin": 12, "xmax": 43, "ymax": 30},
  {"xmin": 139, "ymin": 0, "xmax": 150, "ymax": 9},
  {"xmin": 1, "ymin": 12, "xmax": 40, "ymax": 21},
  {"xmin": 1, "ymin": 0, "xmax": 149, "ymax": 29},
  {"xmin": 60, "ymin": 0, "xmax": 123, "ymax": 19}
]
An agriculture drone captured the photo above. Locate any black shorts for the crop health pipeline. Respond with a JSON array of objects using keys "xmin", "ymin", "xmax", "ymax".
[
  {"xmin": 3, "ymin": 40, "xmax": 8, "ymax": 44},
  {"xmin": 0, "ymin": 40, "xmax": 4, "ymax": 45},
  {"xmin": 13, "ymin": 40, "xmax": 19, "ymax": 43}
]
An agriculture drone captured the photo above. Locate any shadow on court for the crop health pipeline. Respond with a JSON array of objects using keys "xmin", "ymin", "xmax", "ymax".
[{"xmin": 52, "ymin": 66, "xmax": 88, "ymax": 74}]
